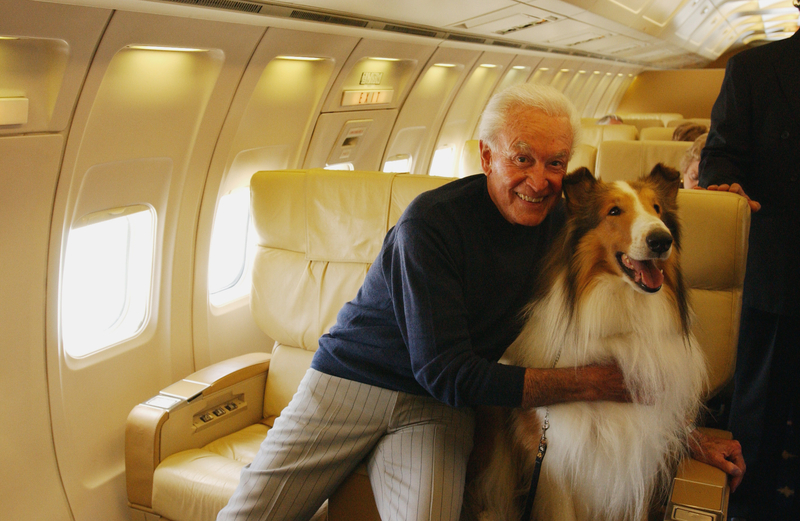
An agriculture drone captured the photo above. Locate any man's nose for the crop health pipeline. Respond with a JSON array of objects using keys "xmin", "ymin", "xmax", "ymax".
[{"xmin": 526, "ymin": 163, "xmax": 548, "ymax": 191}]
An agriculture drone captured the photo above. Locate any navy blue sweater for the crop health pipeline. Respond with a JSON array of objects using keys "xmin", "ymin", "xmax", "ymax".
[{"xmin": 311, "ymin": 174, "xmax": 564, "ymax": 407}]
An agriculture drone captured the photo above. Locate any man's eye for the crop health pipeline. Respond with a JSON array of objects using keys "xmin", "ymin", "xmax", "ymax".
[{"xmin": 515, "ymin": 156, "xmax": 528, "ymax": 163}]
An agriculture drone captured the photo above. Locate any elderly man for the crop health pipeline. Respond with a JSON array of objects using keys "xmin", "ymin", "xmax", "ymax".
[{"xmin": 218, "ymin": 83, "xmax": 740, "ymax": 521}]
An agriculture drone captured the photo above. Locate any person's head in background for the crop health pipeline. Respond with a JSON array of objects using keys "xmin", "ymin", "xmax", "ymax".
[
  {"xmin": 672, "ymin": 122, "xmax": 708, "ymax": 142},
  {"xmin": 596, "ymin": 114, "xmax": 623, "ymax": 125},
  {"xmin": 680, "ymin": 133, "xmax": 708, "ymax": 189}
]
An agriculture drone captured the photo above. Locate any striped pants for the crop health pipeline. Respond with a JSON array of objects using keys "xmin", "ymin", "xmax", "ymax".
[{"xmin": 217, "ymin": 369, "xmax": 476, "ymax": 521}]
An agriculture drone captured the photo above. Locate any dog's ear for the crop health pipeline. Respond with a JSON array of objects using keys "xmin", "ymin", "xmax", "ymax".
[
  {"xmin": 647, "ymin": 163, "xmax": 680, "ymax": 201},
  {"xmin": 563, "ymin": 167, "xmax": 597, "ymax": 212}
]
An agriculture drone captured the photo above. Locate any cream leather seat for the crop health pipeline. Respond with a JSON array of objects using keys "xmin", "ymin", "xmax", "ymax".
[
  {"xmin": 580, "ymin": 123, "xmax": 639, "ymax": 148},
  {"xmin": 668, "ymin": 117, "xmax": 711, "ymax": 128},
  {"xmin": 640, "ymin": 126, "xmax": 678, "ymax": 141},
  {"xmin": 618, "ymin": 112, "xmax": 684, "ymax": 127},
  {"xmin": 125, "ymin": 168, "xmax": 748, "ymax": 521},
  {"xmin": 596, "ymin": 140, "xmax": 691, "ymax": 182},
  {"xmin": 126, "ymin": 169, "xmax": 452, "ymax": 521},
  {"xmin": 568, "ymin": 143, "xmax": 597, "ymax": 176}
]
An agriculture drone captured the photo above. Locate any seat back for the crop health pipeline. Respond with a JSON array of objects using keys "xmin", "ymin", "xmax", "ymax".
[
  {"xmin": 250, "ymin": 169, "xmax": 453, "ymax": 418},
  {"xmin": 639, "ymin": 127, "xmax": 676, "ymax": 141},
  {"xmin": 460, "ymin": 139, "xmax": 482, "ymax": 178},
  {"xmin": 568, "ymin": 143, "xmax": 597, "ymax": 176},
  {"xmin": 618, "ymin": 112, "xmax": 683, "ymax": 126},
  {"xmin": 595, "ymin": 140, "xmax": 691, "ymax": 182},
  {"xmin": 580, "ymin": 123, "xmax": 638, "ymax": 148},
  {"xmin": 667, "ymin": 118, "xmax": 711, "ymax": 128},
  {"xmin": 677, "ymin": 190, "xmax": 750, "ymax": 397}
]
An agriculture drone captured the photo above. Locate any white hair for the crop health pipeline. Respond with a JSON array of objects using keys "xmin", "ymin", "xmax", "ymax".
[{"xmin": 479, "ymin": 83, "xmax": 581, "ymax": 155}]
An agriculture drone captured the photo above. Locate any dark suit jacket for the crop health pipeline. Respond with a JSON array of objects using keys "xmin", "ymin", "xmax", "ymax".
[{"xmin": 700, "ymin": 30, "xmax": 800, "ymax": 316}]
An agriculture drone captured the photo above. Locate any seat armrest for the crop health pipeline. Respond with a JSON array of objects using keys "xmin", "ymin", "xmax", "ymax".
[
  {"xmin": 125, "ymin": 352, "xmax": 271, "ymax": 510},
  {"xmin": 664, "ymin": 428, "xmax": 731, "ymax": 521}
]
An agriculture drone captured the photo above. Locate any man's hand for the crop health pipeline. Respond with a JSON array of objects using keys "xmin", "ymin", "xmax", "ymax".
[
  {"xmin": 689, "ymin": 429, "xmax": 746, "ymax": 492},
  {"xmin": 695, "ymin": 182, "xmax": 761, "ymax": 212}
]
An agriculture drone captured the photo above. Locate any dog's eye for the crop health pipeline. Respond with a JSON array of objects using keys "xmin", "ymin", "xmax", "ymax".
[
  {"xmin": 608, "ymin": 206, "xmax": 621, "ymax": 216},
  {"xmin": 654, "ymin": 204, "xmax": 661, "ymax": 214}
]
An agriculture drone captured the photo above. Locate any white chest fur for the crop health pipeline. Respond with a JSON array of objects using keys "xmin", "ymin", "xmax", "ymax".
[{"xmin": 505, "ymin": 274, "xmax": 706, "ymax": 521}]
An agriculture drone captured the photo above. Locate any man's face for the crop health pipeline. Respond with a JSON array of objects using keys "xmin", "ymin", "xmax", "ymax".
[{"xmin": 481, "ymin": 107, "xmax": 573, "ymax": 227}]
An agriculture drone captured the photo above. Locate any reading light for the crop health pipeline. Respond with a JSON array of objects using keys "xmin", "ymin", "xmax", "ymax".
[
  {"xmin": 539, "ymin": 67, "xmax": 550, "ymax": 71},
  {"xmin": 276, "ymin": 55, "xmax": 325, "ymax": 61},
  {"xmin": 560, "ymin": 68, "xmax": 571, "ymax": 72},
  {"xmin": 128, "ymin": 45, "xmax": 206, "ymax": 52},
  {"xmin": 480, "ymin": 64, "xmax": 498, "ymax": 68},
  {"xmin": 512, "ymin": 65, "xmax": 528, "ymax": 70},
  {"xmin": 434, "ymin": 63, "xmax": 456, "ymax": 67}
]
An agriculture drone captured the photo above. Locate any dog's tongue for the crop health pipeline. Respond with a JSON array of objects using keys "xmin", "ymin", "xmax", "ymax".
[{"xmin": 631, "ymin": 259, "xmax": 663, "ymax": 290}]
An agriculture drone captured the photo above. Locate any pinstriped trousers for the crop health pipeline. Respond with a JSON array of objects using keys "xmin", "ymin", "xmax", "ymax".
[{"xmin": 216, "ymin": 369, "xmax": 476, "ymax": 521}]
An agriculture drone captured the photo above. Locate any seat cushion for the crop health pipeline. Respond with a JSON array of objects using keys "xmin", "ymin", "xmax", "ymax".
[{"xmin": 152, "ymin": 424, "xmax": 270, "ymax": 521}]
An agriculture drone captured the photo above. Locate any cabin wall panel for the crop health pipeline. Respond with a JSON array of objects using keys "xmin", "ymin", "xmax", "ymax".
[
  {"xmin": 383, "ymin": 46, "xmax": 478, "ymax": 176},
  {"xmin": 431, "ymin": 51, "xmax": 512, "ymax": 177},
  {"xmin": 46, "ymin": 11, "xmax": 264, "ymax": 521},
  {"xmin": 193, "ymin": 27, "xmax": 359, "ymax": 368},
  {"xmin": 0, "ymin": 0, "xmax": 110, "ymax": 135},
  {"xmin": 0, "ymin": 134, "xmax": 72, "ymax": 521},
  {"xmin": 617, "ymin": 69, "xmax": 725, "ymax": 118}
]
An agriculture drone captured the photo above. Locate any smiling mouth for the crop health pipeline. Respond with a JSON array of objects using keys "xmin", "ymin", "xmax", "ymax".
[
  {"xmin": 616, "ymin": 252, "xmax": 664, "ymax": 293},
  {"xmin": 516, "ymin": 192, "xmax": 545, "ymax": 203}
]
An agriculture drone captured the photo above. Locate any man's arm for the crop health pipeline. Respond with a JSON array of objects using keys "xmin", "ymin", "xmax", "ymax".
[{"xmin": 521, "ymin": 364, "xmax": 633, "ymax": 409}]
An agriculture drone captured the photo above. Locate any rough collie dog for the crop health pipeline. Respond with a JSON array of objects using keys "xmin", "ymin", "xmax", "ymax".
[{"xmin": 467, "ymin": 164, "xmax": 707, "ymax": 521}]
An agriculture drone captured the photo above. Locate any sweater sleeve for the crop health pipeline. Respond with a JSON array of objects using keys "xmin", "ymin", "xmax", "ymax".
[{"xmin": 382, "ymin": 218, "xmax": 525, "ymax": 408}]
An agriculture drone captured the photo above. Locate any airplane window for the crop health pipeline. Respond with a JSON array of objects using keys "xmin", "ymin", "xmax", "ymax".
[
  {"xmin": 383, "ymin": 154, "xmax": 412, "ymax": 173},
  {"xmin": 61, "ymin": 206, "xmax": 154, "ymax": 357},
  {"xmin": 429, "ymin": 146, "xmax": 455, "ymax": 177},
  {"xmin": 324, "ymin": 163, "xmax": 354, "ymax": 170},
  {"xmin": 209, "ymin": 187, "xmax": 256, "ymax": 306}
]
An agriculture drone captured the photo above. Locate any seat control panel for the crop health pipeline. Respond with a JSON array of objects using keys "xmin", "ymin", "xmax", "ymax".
[{"xmin": 192, "ymin": 395, "xmax": 246, "ymax": 432}]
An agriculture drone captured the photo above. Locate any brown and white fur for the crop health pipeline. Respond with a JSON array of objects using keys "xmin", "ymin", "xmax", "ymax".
[{"xmin": 467, "ymin": 165, "xmax": 707, "ymax": 521}]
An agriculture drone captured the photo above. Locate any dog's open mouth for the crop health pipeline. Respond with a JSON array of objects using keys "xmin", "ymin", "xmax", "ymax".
[{"xmin": 616, "ymin": 252, "xmax": 664, "ymax": 293}]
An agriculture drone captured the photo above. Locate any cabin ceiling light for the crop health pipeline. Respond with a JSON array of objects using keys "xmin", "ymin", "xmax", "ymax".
[
  {"xmin": 128, "ymin": 45, "xmax": 206, "ymax": 52},
  {"xmin": 276, "ymin": 55, "xmax": 324, "ymax": 61},
  {"xmin": 434, "ymin": 63, "xmax": 456, "ymax": 67},
  {"xmin": 0, "ymin": 36, "xmax": 20, "ymax": 40},
  {"xmin": 512, "ymin": 65, "xmax": 528, "ymax": 70},
  {"xmin": 371, "ymin": 57, "xmax": 400, "ymax": 61},
  {"xmin": 480, "ymin": 63, "xmax": 498, "ymax": 68}
]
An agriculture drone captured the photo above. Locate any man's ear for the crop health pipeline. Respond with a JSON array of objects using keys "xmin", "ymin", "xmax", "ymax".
[{"xmin": 479, "ymin": 140, "xmax": 492, "ymax": 175}]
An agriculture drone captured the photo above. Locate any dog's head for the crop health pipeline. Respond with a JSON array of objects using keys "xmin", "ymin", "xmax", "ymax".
[{"xmin": 562, "ymin": 164, "xmax": 681, "ymax": 294}]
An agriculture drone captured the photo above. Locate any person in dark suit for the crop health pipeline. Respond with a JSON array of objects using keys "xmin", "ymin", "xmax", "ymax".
[{"xmin": 699, "ymin": 8, "xmax": 800, "ymax": 520}]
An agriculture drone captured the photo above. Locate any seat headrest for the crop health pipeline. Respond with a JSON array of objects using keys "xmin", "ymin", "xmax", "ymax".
[
  {"xmin": 250, "ymin": 169, "xmax": 456, "ymax": 351},
  {"xmin": 596, "ymin": 140, "xmax": 691, "ymax": 182}
]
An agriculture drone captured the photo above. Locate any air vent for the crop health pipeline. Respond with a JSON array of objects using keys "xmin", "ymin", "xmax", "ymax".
[
  {"xmin": 383, "ymin": 24, "xmax": 438, "ymax": 38},
  {"xmin": 289, "ymin": 10, "xmax": 368, "ymax": 27},
  {"xmin": 162, "ymin": 0, "xmax": 262, "ymax": 14},
  {"xmin": 491, "ymin": 41, "xmax": 523, "ymax": 48},
  {"xmin": 496, "ymin": 16, "xmax": 555, "ymax": 35},
  {"xmin": 446, "ymin": 34, "xmax": 486, "ymax": 44}
]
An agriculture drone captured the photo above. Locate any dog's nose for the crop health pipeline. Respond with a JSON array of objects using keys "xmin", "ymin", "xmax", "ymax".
[{"xmin": 647, "ymin": 230, "xmax": 673, "ymax": 254}]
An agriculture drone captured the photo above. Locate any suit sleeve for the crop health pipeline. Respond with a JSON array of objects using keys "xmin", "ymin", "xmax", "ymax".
[{"xmin": 699, "ymin": 57, "xmax": 752, "ymax": 188}]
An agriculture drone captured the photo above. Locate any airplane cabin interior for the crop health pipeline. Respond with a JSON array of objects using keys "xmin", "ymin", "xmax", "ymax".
[{"xmin": 1, "ymin": 0, "xmax": 797, "ymax": 520}]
